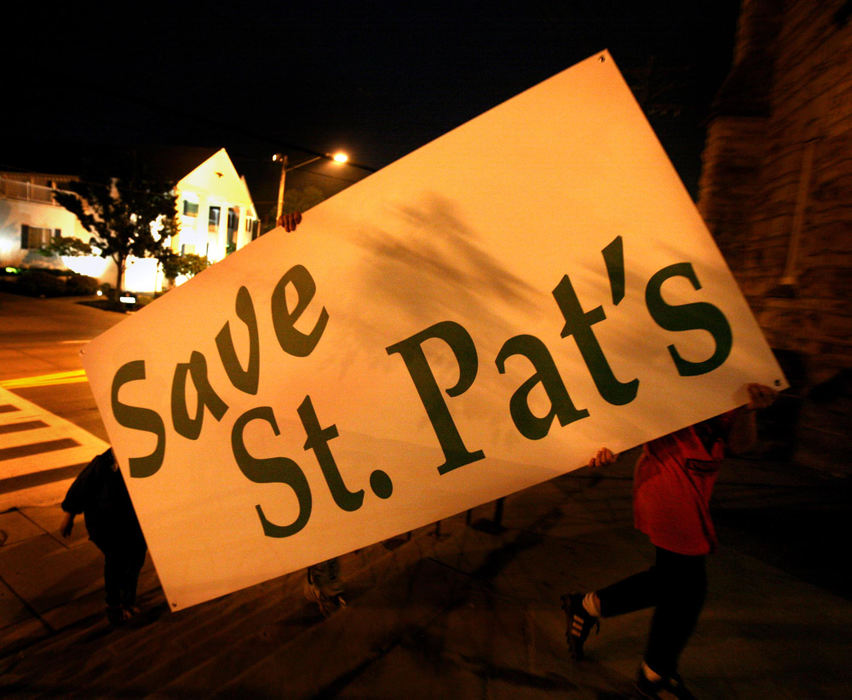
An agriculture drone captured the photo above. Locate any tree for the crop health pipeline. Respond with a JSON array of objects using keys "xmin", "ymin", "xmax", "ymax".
[
  {"xmin": 159, "ymin": 250, "xmax": 210, "ymax": 287},
  {"xmin": 284, "ymin": 185, "xmax": 326, "ymax": 215},
  {"xmin": 50, "ymin": 176, "xmax": 178, "ymax": 302}
]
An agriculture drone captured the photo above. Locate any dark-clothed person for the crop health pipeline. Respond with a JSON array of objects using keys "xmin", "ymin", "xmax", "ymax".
[{"xmin": 61, "ymin": 448, "xmax": 147, "ymax": 625}]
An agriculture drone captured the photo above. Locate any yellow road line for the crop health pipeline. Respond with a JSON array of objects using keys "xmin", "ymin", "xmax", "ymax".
[{"xmin": 0, "ymin": 370, "xmax": 89, "ymax": 389}]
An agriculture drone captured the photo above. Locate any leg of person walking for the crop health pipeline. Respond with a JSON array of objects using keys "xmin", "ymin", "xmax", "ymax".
[
  {"xmin": 637, "ymin": 548, "xmax": 706, "ymax": 698},
  {"xmin": 96, "ymin": 539, "xmax": 131, "ymax": 625},
  {"xmin": 563, "ymin": 563, "xmax": 658, "ymax": 660},
  {"xmin": 119, "ymin": 535, "xmax": 148, "ymax": 613}
]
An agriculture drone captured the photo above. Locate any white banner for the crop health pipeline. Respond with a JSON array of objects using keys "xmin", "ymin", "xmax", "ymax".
[{"xmin": 81, "ymin": 51, "xmax": 787, "ymax": 610}]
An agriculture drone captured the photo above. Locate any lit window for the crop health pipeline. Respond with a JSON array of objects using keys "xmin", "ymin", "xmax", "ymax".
[
  {"xmin": 21, "ymin": 225, "xmax": 59, "ymax": 249},
  {"xmin": 208, "ymin": 206, "xmax": 220, "ymax": 233},
  {"xmin": 226, "ymin": 208, "xmax": 239, "ymax": 253},
  {"xmin": 246, "ymin": 217, "xmax": 259, "ymax": 239}
]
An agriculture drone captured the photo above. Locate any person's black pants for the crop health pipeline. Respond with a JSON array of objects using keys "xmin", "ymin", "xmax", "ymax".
[
  {"xmin": 93, "ymin": 534, "xmax": 147, "ymax": 609},
  {"xmin": 596, "ymin": 546, "xmax": 707, "ymax": 677}
]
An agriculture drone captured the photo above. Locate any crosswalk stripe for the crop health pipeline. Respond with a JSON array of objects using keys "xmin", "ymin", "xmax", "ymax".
[
  {"xmin": 0, "ymin": 463, "xmax": 88, "ymax": 495},
  {"xmin": 0, "ymin": 425, "xmax": 78, "ymax": 450},
  {"xmin": 0, "ymin": 438, "xmax": 80, "ymax": 462},
  {"xmin": 1, "ymin": 444, "xmax": 100, "ymax": 480},
  {"xmin": 0, "ymin": 402, "xmax": 49, "ymax": 422},
  {"xmin": 0, "ymin": 420, "xmax": 49, "ymax": 435},
  {"xmin": 0, "ymin": 386, "xmax": 108, "ymax": 509}
]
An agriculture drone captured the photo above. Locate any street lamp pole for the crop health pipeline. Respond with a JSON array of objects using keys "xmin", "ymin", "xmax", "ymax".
[
  {"xmin": 272, "ymin": 152, "xmax": 347, "ymax": 224},
  {"xmin": 275, "ymin": 154, "xmax": 287, "ymax": 223}
]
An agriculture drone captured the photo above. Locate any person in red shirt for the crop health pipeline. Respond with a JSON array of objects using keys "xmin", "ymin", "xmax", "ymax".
[{"xmin": 563, "ymin": 382, "xmax": 777, "ymax": 699}]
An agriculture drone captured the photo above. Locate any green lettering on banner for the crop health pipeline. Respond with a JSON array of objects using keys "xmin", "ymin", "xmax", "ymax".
[
  {"xmin": 111, "ymin": 360, "xmax": 166, "ymax": 478},
  {"xmin": 271, "ymin": 265, "xmax": 329, "ymax": 357},
  {"xmin": 496, "ymin": 334, "xmax": 590, "ymax": 440},
  {"xmin": 171, "ymin": 351, "xmax": 229, "ymax": 439},
  {"xmin": 601, "ymin": 236, "xmax": 626, "ymax": 305},
  {"xmin": 552, "ymin": 275, "xmax": 639, "ymax": 406},
  {"xmin": 232, "ymin": 406, "xmax": 312, "ymax": 538},
  {"xmin": 298, "ymin": 395, "xmax": 365, "ymax": 512},
  {"xmin": 645, "ymin": 262, "xmax": 733, "ymax": 376},
  {"xmin": 215, "ymin": 285, "xmax": 260, "ymax": 395},
  {"xmin": 386, "ymin": 321, "xmax": 485, "ymax": 475}
]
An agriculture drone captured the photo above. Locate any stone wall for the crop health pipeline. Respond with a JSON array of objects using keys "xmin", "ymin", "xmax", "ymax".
[{"xmin": 699, "ymin": 0, "xmax": 852, "ymax": 473}]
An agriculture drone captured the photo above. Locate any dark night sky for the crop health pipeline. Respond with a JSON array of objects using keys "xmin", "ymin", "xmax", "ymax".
[{"xmin": 3, "ymin": 1, "xmax": 741, "ymax": 212}]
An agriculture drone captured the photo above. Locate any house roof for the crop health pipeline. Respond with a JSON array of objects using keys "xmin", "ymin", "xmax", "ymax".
[{"xmin": 177, "ymin": 149, "xmax": 257, "ymax": 212}]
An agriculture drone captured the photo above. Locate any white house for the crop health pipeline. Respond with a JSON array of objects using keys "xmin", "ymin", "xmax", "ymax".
[
  {"xmin": 0, "ymin": 148, "xmax": 259, "ymax": 293},
  {"xmin": 123, "ymin": 148, "xmax": 260, "ymax": 292},
  {"xmin": 172, "ymin": 148, "xmax": 259, "ymax": 263},
  {"xmin": 0, "ymin": 173, "xmax": 96, "ymax": 270}
]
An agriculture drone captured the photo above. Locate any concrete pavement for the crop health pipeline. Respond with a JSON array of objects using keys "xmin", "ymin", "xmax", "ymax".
[{"xmin": 1, "ymin": 449, "xmax": 850, "ymax": 698}]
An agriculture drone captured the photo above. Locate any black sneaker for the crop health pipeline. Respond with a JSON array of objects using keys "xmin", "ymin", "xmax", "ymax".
[
  {"xmin": 634, "ymin": 669, "xmax": 695, "ymax": 699},
  {"xmin": 560, "ymin": 593, "xmax": 600, "ymax": 660}
]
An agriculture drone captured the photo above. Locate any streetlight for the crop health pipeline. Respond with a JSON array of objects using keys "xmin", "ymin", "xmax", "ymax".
[{"xmin": 273, "ymin": 151, "xmax": 349, "ymax": 223}]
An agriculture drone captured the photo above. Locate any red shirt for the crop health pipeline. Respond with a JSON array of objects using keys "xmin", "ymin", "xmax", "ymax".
[{"xmin": 633, "ymin": 412, "xmax": 736, "ymax": 556}]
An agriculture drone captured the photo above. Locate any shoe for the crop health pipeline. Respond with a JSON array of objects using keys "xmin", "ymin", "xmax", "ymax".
[
  {"xmin": 106, "ymin": 605, "xmax": 133, "ymax": 626},
  {"xmin": 634, "ymin": 669, "xmax": 695, "ymax": 699},
  {"xmin": 304, "ymin": 579, "xmax": 345, "ymax": 617},
  {"xmin": 561, "ymin": 593, "xmax": 599, "ymax": 660}
]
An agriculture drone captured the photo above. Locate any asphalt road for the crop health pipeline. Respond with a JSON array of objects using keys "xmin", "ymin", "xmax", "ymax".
[{"xmin": 0, "ymin": 292, "xmax": 126, "ymax": 439}]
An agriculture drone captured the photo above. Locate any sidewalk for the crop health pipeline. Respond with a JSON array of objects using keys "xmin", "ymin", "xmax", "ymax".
[{"xmin": 1, "ymin": 451, "xmax": 850, "ymax": 697}]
